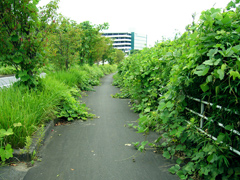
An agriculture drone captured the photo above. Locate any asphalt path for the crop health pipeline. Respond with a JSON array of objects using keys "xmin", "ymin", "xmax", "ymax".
[{"xmin": 23, "ymin": 74, "xmax": 179, "ymax": 180}]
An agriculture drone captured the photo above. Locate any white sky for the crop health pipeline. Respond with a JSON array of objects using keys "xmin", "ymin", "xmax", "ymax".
[{"xmin": 38, "ymin": 0, "xmax": 230, "ymax": 47}]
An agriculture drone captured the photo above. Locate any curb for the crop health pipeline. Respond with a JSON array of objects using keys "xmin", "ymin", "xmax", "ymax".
[
  {"xmin": 11, "ymin": 120, "xmax": 54, "ymax": 162},
  {"xmin": 0, "ymin": 74, "xmax": 15, "ymax": 78}
]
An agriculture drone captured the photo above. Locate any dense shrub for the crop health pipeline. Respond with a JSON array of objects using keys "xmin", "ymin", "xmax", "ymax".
[
  {"xmin": 0, "ymin": 64, "xmax": 116, "ymax": 150},
  {"xmin": 113, "ymin": 1, "xmax": 240, "ymax": 179}
]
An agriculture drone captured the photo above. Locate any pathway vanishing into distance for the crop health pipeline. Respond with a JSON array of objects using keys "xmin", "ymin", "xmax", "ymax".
[{"xmin": 23, "ymin": 74, "xmax": 179, "ymax": 180}]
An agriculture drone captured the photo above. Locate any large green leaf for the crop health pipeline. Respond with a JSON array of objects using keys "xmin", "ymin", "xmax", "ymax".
[
  {"xmin": 236, "ymin": 26, "xmax": 240, "ymax": 33},
  {"xmin": 207, "ymin": 49, "xmax": 218, "ymax": 57},
  {"xmin": 217, "ymin": 69, "xmax": 225, "ymax": 80},
  {"xmin": 163, "ymin": 150, "xmax": 171, "ymax": 159},
  {"xmin": 168, "ymin": 164, "xmax": 180, "ymax": 174},
  {"xmin": 200, "ymin": 83, "xmax": 209, "ymax": 92},
  {"xmin": 230, "ymin": 70, "xmax": 240, "ymax": 80},
  {"xmin": 0, "ymin": 128, "xmax": 13, "ymax": 138},
  {"xmin": 13, "ymin": 56, "xmax": 23, "ymax": 63},
  {"xmin": 221, "ymin": 14, "xmax": 232, "ymax": 25},
  {"xmin": 232, "ymin": 45, "xmax": 240, "ymax": 53},
  {"xmin": 177, "ymin": 170, "xmax": 187, "ymax": 179},
  {"xmin": 217, "ymin": 133, "xmax": 225, "ymax": 143},
  {"xmin": 194, "ymin": 65, "xmax": 210, "ymax": 76}
]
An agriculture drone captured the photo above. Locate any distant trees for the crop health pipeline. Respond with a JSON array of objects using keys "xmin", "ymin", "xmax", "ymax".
[
  {"xmin": 0, "ymin": 0, "xmax": 119, "ymax": 88},
  {"xmin": 78, "ymin": 21, "xmax": 109, "ymax": 66},
  {"xmin": 47, "ymin": 15, "xmax": 81, "ymax": 70},
  {"xmin": 111, "ymin": 49, "xmax": 125, "ymax": 64}
]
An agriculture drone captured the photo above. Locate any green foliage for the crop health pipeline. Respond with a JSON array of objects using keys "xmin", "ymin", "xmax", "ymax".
[
  {"xmin": 0, "ymin": 0, "xmax": 59, "ymax": 88},
  {"xmin": 0, "ymin": 64, "xmax": 116, "ymax": 150},
  {"xmin": 114, "ymin": 1, "xmax": 240, "ymax": 179},
  {"xmin": 0, "ymin": 66, "xmax": 16, "ymax": 75},
  {"xmin": 110, "ymin": 49, "xmax": 125, "ymax": 64},
  {"xmin": 0, "ymin": 0, "xmax": 114, "ymax": 88},
  {"xmin": 78, "ymin": 21, "xmax": 110, "ymax": 66},
  {"xmin": 56, "ymin": 88, "xmax": 93, "ymax": 121},
  {"xmin": 47, "ymin": 15, "xmax": 81, "ymax": 70},
  {"xmin": 0, "ymin": 128, "xmax": 14, "ymax": 163}
]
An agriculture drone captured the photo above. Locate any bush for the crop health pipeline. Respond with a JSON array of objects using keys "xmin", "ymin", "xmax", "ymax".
[{"xmin": 113, "ymin": 1, "xmax": 240, "ymax": 179}]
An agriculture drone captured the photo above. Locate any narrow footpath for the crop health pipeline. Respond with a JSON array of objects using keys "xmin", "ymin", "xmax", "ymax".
[{"xmin": 23, "ymin": 74, "xmax": 179, "ymax": 180}]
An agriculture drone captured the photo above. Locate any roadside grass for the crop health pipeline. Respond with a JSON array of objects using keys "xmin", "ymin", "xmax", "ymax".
[
  {"xmin": 0, "ymin": 66, "xmax": 16, "ymax": 75},
  {"xmin": 0, "ymin": 77, "xmax": 66, "ymax": 148},
  {"xmin": 0, "ymin": 64, "xmax": 117, "ymax": 149}
]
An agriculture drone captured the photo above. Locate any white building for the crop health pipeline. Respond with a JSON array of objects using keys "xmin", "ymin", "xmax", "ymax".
[{"xmin": 102, "ymin": 32, "xmax": 147, "ymax": 53}]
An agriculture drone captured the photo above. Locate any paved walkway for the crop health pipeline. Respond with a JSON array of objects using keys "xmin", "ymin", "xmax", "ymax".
[{"xmin": 23, "ymin": 74, "xmax": 179, "ymax": 180}]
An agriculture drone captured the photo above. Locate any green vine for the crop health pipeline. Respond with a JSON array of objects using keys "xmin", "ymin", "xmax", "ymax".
[{"xmin": 113, "ymin": 1, "xmax": 240, "ymax": 179}]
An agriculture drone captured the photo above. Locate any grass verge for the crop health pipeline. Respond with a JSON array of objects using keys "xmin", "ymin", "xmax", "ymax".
[{"xmin": 0, "ymin": 64, "xmax": 116, "ymax": 157}]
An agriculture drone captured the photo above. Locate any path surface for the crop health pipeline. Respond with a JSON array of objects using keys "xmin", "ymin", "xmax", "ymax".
[{"xmin": 23, "ymin": 74, "xmax": 179, "ymax": 180}]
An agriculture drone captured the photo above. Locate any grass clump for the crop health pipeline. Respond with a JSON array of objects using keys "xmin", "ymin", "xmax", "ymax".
[
  {"xmin": 0, "ymin": 66, "xmax": 16, "ymax": 75},
  {"xmin": 0, "ymin": 64, "xmax": 117, "ymax": 149}
]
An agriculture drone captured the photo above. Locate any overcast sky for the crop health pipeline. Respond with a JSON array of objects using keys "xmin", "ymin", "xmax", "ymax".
[{"xmin": 38, "ymin": 0, "xmax": 229, "ymax": 47}]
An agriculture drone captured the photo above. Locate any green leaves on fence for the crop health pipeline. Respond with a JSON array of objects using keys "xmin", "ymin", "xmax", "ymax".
[{"xmin": 113, "ymin": 0, "xmax": 240, "ymax": 179}]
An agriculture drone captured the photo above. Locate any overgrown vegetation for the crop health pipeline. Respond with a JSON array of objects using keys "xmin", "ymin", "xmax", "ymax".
[
  {"xmin": 0, "ymin": 65, "xmax": 116, "ymax": 155},
  {"xmin": 0, "ymin": 0, "xmax": 121, "ymax": 85},
  {"xmin": 0, "ymin": 0, "xmax": 119, "ymax": 163},
  {"xmin": 113, "ymin": 1, "xmax": 240, "ymax": 179},
  {"xmin": 0, "ymin": 66, "xmax": 16, "ymax": 75}
]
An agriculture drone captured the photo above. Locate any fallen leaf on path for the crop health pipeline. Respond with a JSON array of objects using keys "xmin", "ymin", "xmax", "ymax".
[
  {"xmin": 125, "ymin": 144, "xmax": 131, "ymax": 147},
  {"xmin": 71, "ymin": 168, "xmax": 74, "ymax": 171}
]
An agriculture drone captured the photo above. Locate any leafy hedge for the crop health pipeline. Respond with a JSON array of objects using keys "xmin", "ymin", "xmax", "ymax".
[{"xmin": 113, "ymin": 1, "xmax": 240, "ymax": 179}]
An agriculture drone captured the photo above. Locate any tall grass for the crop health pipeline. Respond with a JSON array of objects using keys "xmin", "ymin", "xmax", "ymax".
[
  {"xmin": 48, "ymin": 64, "xmax": 117, "ymax": 90},
  {"xmin": 0, "ymin": 64, "xmax": 117, "ymax": 148},
  {"xmin": 0, "ymin": 77, "xmax": 69, "ymax": 148},
  {"xmin": 0, "ymin": 66, "xmax": 16, "ymax": 75}
]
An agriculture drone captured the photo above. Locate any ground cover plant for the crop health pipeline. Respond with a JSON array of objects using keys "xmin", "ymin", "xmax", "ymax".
[
  {"xmin": 0, "ymin": 64, "xmax": 116, "ymax": 163},
  {"xmin": 113, "ymin": 1, "xmax": 240, "ymax": 179},
  {"xmin": 0, "ymin": 0, "xmax": 118, "ymax": 164},
  {"xmin": 0, "ymin": 66, "xmax": 16, "ymax": 76}
]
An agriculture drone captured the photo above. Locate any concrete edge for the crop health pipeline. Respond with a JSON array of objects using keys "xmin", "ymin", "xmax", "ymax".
[{"xmin": 11, "ymin": 120, "xmax": 54, "ymax": 162}]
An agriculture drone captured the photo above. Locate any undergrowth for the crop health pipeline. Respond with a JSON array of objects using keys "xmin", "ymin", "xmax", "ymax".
[
  {"xmin": 0, "ymin": 64, "xmax": 116, "ymax": 163},
  {"xmin": 113, "ymin": 1, "xmax": 240, "ymax": 179}
]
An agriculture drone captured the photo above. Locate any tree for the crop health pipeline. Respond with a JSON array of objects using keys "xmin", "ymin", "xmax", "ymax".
[
  {"xmin": 78, "ymin": 21, "xmax": 109, "ymax": 66},
  {"xmin": 112, "ymin": 49, "xmax": 125, "ymax": 64},
  {"xmin": 0, "ymin": 0, "xmax": 59, "ymax": 88},
  {"xmin": 93, "ymin": 36, "xmax": 113, "ymax": 65},
  {"xmin": 130, "ymin": 49, "xmax": 140, "ymax": 55},
  {"xmin": 47, "ymin": 15, "xmax": 81, "ymax": 70}
]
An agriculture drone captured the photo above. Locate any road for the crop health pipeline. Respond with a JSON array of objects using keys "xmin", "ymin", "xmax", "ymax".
[
  {"xmin": 0, "ymin": 76, "xmax": 16, "ymax": 88},
  {"xmin": 22, "ymin": 74, "xmax": 179, "ymax": 180},
  {"xmin": 0, "ymin": 73, "xmax": 46, "ymax": 88}
]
